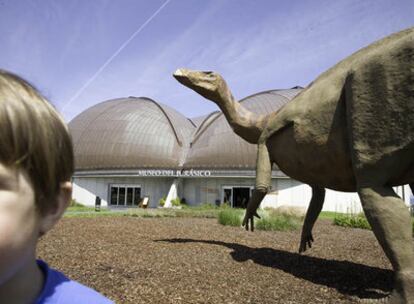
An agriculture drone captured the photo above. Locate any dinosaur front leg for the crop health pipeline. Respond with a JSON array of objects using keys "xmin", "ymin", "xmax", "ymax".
[
  {"xmin": 242, "ymin": 140, "xmax": 271, "ymax": 231},
  {"xmin": 299, "ymin": 186, "xmax": 325, "ymax": 253}
]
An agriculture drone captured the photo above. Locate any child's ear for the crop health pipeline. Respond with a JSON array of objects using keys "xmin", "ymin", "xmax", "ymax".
[{"xmin": 39, "ymin": 182, "xmax": 72, "ymax": 235}]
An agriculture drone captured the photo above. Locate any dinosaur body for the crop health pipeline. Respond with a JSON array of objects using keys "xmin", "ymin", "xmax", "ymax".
[
  {"xmin": 174, "ymin": 27, "xmax": 414, "ymax": 303},
  {"xmin": 261, "ymin": 27, "xmax": 414, "ymax": 192}
]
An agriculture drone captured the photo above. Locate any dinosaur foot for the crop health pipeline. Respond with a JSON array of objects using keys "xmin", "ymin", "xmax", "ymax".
[
  {"xmin": 358, "ymin": 296, "xmax": 390, "ymax": 303},
  {"xmin": 362, "ymin": 271, "xmax": 414, "ymax": 304},
  {"xmin": 389, "ymin": 271, "xmax": 414, "ymax": 304},
  {"xmin": 358, "ymin": 271, "xmax": 414, "ymax": 304},
  {"xmin": 359, "ymin": 293, "xmax": 413, "ymax": 304},
  {"xmin": 358, "ymin": 295, "xmax": 394, "ymax": 303}
]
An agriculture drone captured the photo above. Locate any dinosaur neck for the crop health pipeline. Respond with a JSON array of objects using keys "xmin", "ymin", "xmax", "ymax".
[{"xmin": 211, "ymin": 85, "xmax": 267, "ymax": 144}]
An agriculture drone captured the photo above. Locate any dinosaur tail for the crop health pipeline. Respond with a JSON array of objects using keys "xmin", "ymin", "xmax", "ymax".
[{"xmin": 174, "ymin": 69, "xmax": 267, "ymax": 144}]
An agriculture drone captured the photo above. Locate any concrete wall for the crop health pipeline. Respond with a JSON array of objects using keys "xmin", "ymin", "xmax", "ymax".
[
  {"xmin": 72, "ymin": 176, "xmax": 173, "ymax": 208},
  {"xmin": 276, "ymin": 179, "xmax": 362, "ymax": 213},
  {"xmin": 181, "ymin": 177, "xmax": 412, "ymax": 213},
  {"xmin": 73, "ymin": 175, "xmax": 413, "ymax": 213}
]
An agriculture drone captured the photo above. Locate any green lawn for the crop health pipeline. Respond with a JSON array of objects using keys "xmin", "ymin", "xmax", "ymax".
[
  {"xmin": 65, "ymin": 205, "xmax": 413, "ymax": 234},
  {"xmin": 217, "ymin": 208, "xmax": 302, "ymax": 231},
  {"xmin": 318, "ymin": 211, "xmax": 338, "ymax": 220},
  {"xmin": 65, "ymin": 205, "xmax": 222, "ymax": 218},
  {"xmin": 65, "ymin": 205, "xmax": 348, "ymax": 221}
]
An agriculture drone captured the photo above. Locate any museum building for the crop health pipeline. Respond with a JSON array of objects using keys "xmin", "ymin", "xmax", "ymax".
[{"xmin": 69, "ymin": 90, "xmax": 410, "ymax": 212}]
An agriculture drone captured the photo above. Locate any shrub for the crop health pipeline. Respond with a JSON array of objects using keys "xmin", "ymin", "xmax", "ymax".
[
  {"xmin": 334, "ymin": 212, "xmax": 414, "ymax": 235},
  {"xmin": 159, "ymin": 197, "xmax": 166, "ymax": 207},
  {"xmin": 171, "ymin": 197, "xmax": 181, "ymax": 207},
  {"xmin": 333, "ymin": 213, "xmax": 371, "ymax": 230},
  {"xmin": 220, "ymin": 202, "xmax": 230, "ymax": 209},
  {"xmin": 218, "ymin": 209, "xmax": 243, "ymax": 226},
  {"xmin": 256, "ymin": 213, "xmax": 301, "ymax": 231},
  {"xmin": 218, "ymin": 208, "xmax": 301, "ymax": 231},
  {"xmin": 159, "ymin": 197, "xmax": 181, "ymax": 207}
]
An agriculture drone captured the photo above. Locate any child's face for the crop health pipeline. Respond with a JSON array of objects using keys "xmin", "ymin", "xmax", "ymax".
[{"xmin": 0, "ymin": 164, "xmax": 42, "ymax": 284}]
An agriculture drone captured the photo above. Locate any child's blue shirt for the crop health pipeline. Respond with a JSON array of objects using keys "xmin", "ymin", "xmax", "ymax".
[{"xmin": 35, "ymin": 260, "xmax": 113, "ymax": 304}]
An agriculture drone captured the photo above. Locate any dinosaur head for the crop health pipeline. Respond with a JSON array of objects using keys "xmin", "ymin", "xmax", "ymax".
[{"xmin": 173, "ymin": 68, "xmax": 226, "ymax": 102}]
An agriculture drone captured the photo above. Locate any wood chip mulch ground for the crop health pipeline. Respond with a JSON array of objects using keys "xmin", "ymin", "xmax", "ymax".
[{"xmin": 37, "ymin": 217, "xmax": 394, "ymax": 304}]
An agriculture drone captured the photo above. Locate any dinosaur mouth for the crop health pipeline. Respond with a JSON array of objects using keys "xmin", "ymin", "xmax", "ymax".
[
  {"xmin": 173, "ymin": 68, "xmax": 193, "ymax": 87},
  {"xmin": 173, "ymin": 68, "xmax": 185, "ymax": 77},
  {"xmin": 173, "ymin": 69, "xmax": 215, "ymax": 82},
  {"xmin": 173, "ymin": 68, "xmax": 192, "ymax": 79},
  {"xmin": 173, "ymin": 68, "xmax": 218, "ymax": 95}
]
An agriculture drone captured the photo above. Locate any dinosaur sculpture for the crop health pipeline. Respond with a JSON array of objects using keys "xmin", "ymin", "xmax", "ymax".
[{"xmin": 174, "ymin": 27, "xmax": 414, "ymax": 303}]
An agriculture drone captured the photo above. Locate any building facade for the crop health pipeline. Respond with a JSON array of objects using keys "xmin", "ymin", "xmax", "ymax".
[{"xmin": 69, "ymin": 92, "xmax": 412, "ymax": 212}]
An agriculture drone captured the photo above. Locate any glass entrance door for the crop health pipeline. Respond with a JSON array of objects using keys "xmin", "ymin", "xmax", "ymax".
[
  {"xmin": 222, "ymin": 186, "xmax": 253, "ymax": 208},
  {"xmin": 110, "ymin": 184, "xmax": 141, "ymax": 206}
]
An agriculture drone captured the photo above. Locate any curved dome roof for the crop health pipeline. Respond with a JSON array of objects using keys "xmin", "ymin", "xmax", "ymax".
[
  {"xmin": 183, "ymin": 88, "xmax": 303, "ymax": 170},
  {"xmin": 69, "ymin": 97, "xmax": 195, "ymax": 170}
]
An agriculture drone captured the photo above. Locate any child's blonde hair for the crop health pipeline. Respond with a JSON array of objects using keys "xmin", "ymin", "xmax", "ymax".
[{"xmin": 0, "ymin": 70, "xmax": 74, "ymax": 214}]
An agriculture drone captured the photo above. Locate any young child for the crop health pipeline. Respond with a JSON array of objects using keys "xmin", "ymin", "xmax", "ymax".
[{"xmin": 0, "ymin": 70, "xmax": 113, "ymax": 304}]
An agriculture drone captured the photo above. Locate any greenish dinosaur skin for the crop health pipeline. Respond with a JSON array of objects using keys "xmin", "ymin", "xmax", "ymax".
[{"xmin": 174, "ymin": 27, "xmax": 414, "ymax": 303}]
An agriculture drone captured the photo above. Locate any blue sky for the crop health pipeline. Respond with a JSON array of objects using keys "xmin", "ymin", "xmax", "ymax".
[{"xmin": 0, "ymin": 0, "xmax": 413, "ymax": 121}]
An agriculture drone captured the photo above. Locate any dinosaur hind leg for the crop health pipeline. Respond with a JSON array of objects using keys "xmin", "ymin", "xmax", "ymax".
[
  {"xmin": 299, "ymin": 186, "xmax": 325, "ymax": 253},
  {"xmin": 358, "ymin": 186, "xmax": 414, "ymax": 303},
  {"xmin": 345, "ymin": 72, "xmax": 414, "ymax": 302}
]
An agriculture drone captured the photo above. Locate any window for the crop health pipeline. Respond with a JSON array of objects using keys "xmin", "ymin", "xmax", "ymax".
[
  {"xmin": 126, "ymin": 188, "xmax": 133, "ymax": 206},
  {"xmin": 110, "ymin": 185, "xmax": 141, "ymax": 206},
  {"xmin": 110, "ymin": 187, "xmax": 119, "ymax": 205},
  {"xmin": 119, "ymin": 188, "xmax": 126, "ymax": 205}
]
